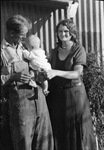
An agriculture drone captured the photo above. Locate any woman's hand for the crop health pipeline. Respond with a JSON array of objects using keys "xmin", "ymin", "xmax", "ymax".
[{"xmin": 46, "ymin": 69, "xmax": 58, "ymax": 80}]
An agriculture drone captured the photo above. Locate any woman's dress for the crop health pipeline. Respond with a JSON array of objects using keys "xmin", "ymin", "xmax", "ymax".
[{"xmin": 46, "ymin": 43, "xmax": 97, "ymax": 150}]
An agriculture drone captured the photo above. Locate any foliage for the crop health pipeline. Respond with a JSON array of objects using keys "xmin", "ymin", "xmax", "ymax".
[
  {"xmin": 0, "ymin": 98, "xmax": 14, "ymax": 150},
  {"xmin": 83, "ymin": 53, "xmax": 104, "ymax": 150}
]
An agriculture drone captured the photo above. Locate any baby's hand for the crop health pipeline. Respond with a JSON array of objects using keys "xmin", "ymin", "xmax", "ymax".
[{"xmin": 23, "ymin": 50, "xmax": 30, "ymax": 58}]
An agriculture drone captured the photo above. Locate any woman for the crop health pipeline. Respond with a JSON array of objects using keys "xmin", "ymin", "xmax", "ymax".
[
  {"xmin": 1, "ymin": 14, "xmax": 53, "ymax": 150},
  {"xmin": 46, "ymin": 19, "xmax": 97, "ymax": 150}
]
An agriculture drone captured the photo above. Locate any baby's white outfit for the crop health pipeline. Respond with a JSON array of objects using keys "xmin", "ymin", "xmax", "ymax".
[{"xmin": 23, "ymin": 48, "xmax": 51, "ymax": 71}]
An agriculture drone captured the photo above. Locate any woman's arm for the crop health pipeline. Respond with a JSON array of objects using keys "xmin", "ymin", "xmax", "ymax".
[{"xmin": 46, "ymin": 64, "xmax": 83, "ymax": 80}]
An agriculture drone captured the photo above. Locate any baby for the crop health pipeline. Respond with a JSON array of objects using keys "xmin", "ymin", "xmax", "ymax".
[{"xmin": 23, "ymin": 34, "xmax": 51, "ymax": 95}]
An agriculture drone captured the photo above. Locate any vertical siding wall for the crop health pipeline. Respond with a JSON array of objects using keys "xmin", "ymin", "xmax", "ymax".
[
  {"xmin": 1, "ymin": 0, "xmax": 104, "ymax": 64},
  {"xmin": 75, "ymin": 0, "xmax": 104, "ymax": 65}
]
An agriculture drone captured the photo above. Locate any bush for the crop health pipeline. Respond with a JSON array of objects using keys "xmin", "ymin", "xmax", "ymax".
[
  {"xmin": 0, "ymin": 99, "xmax": 14, "ymax": 150},
  {"xmin": 83, "ymin": 53, "xmax": 104, "ymax": 150}
]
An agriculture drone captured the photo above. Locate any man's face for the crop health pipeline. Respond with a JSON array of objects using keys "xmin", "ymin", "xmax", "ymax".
[{"xmin": 12, "ymin": 26, "xmax": 28, "ymax": 45}]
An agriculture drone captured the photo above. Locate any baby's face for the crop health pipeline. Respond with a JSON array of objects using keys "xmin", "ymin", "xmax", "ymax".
[
  {"xmin": 25, "ymin": 36, "xmax": 40, "ymax": 51},
  {"xmin": 33, "ymin": 43, "xmax": 40, "ymax": 49}
]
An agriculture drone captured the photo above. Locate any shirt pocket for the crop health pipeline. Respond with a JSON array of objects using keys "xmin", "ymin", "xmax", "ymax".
[{"xmin": 12, "ymin": 61, "xmax": 29, "ymax": 75}]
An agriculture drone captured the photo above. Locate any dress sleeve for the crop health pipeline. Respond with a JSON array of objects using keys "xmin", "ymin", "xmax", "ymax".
[{"xmin": 74, "ymin": 45, "xmax": 87, "ymax": 67}]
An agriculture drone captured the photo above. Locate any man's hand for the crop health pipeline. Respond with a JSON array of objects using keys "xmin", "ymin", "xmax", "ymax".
[{"xmin": 11, "ymin": 72, "xmax": 32, "ymax": 84}]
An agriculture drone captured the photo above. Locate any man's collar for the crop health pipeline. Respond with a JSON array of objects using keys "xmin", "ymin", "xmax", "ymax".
[{"xmin": 1, "ymin": 38, "xmax": 23, "ymax": 49}]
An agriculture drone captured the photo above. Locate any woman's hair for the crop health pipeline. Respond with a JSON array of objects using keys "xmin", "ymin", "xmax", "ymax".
[
  {"xmin": 6, "ymin": 14, "xmax": 32, "ymax": 34},
  {"xmin": 56, "ymin": 19, "xmax": 79, "ymax": 46}
]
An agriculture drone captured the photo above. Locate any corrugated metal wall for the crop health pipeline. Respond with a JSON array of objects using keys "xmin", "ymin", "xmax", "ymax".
[
  {"xmin": 1, "ymin": 0, "xmax": 104, "ymax": 64},
  {"xmin": 75, "ymin": 0, "xmax": 104, "ymax": 65}
]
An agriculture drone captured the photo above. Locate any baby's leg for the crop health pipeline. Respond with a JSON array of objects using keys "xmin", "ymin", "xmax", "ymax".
[{"xmin": 42, "ymin": 80, "xmax": 50, "ymax": 96}]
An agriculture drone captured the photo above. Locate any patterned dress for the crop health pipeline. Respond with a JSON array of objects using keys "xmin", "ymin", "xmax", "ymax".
[
  {"xmin": 1, "ymin": 39, "xmax": 54, "ymax": 150},
  {"xmin": 46, "ymin": 43, "xmax": 97, "ymax": 150}
]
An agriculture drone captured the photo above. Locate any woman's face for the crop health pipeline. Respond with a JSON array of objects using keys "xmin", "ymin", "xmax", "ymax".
[
  {"xmin": 12, "ymin": 26, "xmax": 28, "ymax": 45},
  {"xmin": 58, "ymin": 24, "xmax": 71, "ymax": 42}
]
